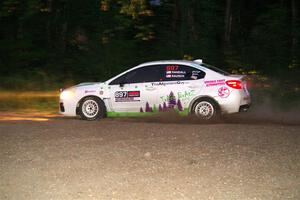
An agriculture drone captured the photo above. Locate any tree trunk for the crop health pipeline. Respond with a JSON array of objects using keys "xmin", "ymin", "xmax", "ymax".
[
  {"xmin": 291, "ymin": 0, "xmax": 298, "ymax": 66},
  {"xmin": 61, "ymin": 22, "xmax": 68, "ymax": 53},
  {"xmin": 179, "ymin": 0, "xmax": 189, "ymax": 55},
  {"xmin": 224, "ymin": 0, "xmax": 232, "ymax": 44},
  {"xmin": 188, "ymin": 0, "xmax": 198, "ymax": 41},
  {"xmin": 61, "ymin": 0, "xmax": 68, "ymax": 54},
  {"xmin": 48, "ymin": 0, "xmax": 53, "ymax": 12},
  {"xmin": 46, "ymin": 0, "xmax": 53, "ymax": 47},
  {"xmin": 16, "ymin": 0, "xmax": 26, "ymax": 40}
]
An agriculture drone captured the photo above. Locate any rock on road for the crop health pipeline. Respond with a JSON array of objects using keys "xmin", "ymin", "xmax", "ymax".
[{"xmin": 0, "ymin": 117, "xmax": 300, "ymax": 200}]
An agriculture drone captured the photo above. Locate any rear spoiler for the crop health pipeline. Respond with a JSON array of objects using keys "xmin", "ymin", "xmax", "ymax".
[{"xmin": 227, "ymin": 74, "xmax": 246, "ymax": 80}]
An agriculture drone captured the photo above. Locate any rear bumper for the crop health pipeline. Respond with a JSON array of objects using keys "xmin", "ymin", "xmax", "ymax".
[
  {"xmin": 239, "ymin": 104, "xmax": 251, "ymax": 112},
  {"xmin": 217, "ymin": 90, "xmax": 251, "ymax": 114}
]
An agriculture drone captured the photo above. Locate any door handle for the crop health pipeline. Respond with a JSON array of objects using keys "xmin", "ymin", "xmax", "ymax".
[
  {"xmin": 188, "ymin": 85, "xmax": 198, "ymax": 89},
  {"xmin": 145, "ymin": 86, "xmax": 156, "ymax": 91}
]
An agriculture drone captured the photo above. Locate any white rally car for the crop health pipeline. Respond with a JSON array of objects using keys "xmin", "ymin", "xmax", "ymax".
[{"xmin": 59, "ymin": 59, "xmax": 251, "ymax": 120}]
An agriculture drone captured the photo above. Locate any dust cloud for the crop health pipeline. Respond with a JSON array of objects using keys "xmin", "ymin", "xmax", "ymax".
[{"xmin": 122, "ymin": 96, "xmax": 300, "ymax": 125}]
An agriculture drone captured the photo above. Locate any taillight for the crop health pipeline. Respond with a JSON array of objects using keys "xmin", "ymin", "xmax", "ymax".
[{"xmin": 226, "ymin": 80, "xmax": 242, "ymax": 89}]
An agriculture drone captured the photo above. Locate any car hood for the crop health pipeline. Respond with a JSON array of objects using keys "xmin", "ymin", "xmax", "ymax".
[
  {"xmin": 62, "ymin": 82, "xmax": 103, "ymax": 92},
  {"xmin": 75, "ymin": 82, "xmax": 102, "ymax": 87}
]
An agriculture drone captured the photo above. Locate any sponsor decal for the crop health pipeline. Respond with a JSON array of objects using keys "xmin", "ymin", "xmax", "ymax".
[
  {"xmin": 115, "ymin": 91, "xmax": 140, "ymax": 102},
  {"xmin": 108, "ymin": 91, "xmax": 190, "ymax": 117},
  {"xmin": 167, "ymin": 74, "xmax": 185, "ymax": 78},
  {"xmin": 151, "ymin": 81, "xmax": 187, "ymax": 86},
  {"xmin": 205, "ymin": 79, "xmax": 226, "ymax": 87},
  {"xmin": 165, "ymin": 65, "xmax": 186, "ymax": 78},
  {"xmin": 191, "ymin": 71, "xmax": 201, "ymax": 80},
  {"xmin": 166, "ymin": 65, "xmax": 179, "ymax": 71},
  {"xmin": 218, "ymin": 86, "xmax": 230, "ymax": 98}
]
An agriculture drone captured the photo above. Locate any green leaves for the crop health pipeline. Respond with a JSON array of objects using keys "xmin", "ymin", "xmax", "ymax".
[{"xmin": 120, "ymin": 0, "xmax": 153, "ymax": 19}]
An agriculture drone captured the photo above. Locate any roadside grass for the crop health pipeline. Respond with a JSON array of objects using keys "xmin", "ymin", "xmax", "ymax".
[
  {"xmin": 107, "ymin": 112, "xmax": 154, "ymax": 117},
  {"xmin": 0, "ymin": 91, "xmax": 59, "ymax": 114},
  {"xmin": 0, "ymin": 86, "xmax": 299, "ymax": 117}
]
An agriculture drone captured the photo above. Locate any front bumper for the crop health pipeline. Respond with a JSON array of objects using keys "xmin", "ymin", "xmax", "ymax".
[
  {"xmin": 59, "ymin": 102, "xmax": 65, "ymax": 112},
  {"xmin": 59, "ymin": 99, "xmax": 77, "ymax": 116}
]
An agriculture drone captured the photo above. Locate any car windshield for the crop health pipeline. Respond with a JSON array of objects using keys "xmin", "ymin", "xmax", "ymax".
[{"xmin": 200, "ymin": 63, "xmax": 230, "ymax": 76}]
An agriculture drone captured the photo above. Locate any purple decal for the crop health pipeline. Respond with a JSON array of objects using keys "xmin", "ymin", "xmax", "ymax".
[
  {"xmin": 177, "ymin": 99, "xmax": 183, "ymax": 111},
  {"xmin": 218, "ymin": 86, "xmax": 230, "ymax": 98},
  {"xmin": 158, "ymin": 104, "xmax": 163, "ymax": 112}
]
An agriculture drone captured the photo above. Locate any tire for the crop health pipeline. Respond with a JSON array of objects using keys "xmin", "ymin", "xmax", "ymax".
[
  {"xmin": 78, "ymin": 96, "xmax": 106, "ymax": 121},
  {"xmin": 191, "ymin": 98, "xmax": 219, "ymax": 120}
]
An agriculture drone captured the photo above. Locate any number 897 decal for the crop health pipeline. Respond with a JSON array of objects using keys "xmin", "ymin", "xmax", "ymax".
[{"xmin": 115, "ymin": 91, "xmax": 140, "ymax": 102}]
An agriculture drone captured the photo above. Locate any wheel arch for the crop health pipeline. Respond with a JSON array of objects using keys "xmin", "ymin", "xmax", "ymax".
[
  {"xmin": 188, "ymin": 95, "xmax": 221, "ymax": 114},
  {"xmin": 76, "ymin": 95, "xmax": 106, "ymax": 115}
]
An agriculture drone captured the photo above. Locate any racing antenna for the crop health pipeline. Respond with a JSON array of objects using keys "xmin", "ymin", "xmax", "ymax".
[{"xmin": 194, "ymin": 59, "xmax": 203, "ymax": 64}]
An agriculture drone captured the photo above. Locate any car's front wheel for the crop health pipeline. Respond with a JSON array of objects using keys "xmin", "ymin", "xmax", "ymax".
[
  {"xmin": 192, "ymin": 98, "xmax": 219, "ymax": 120},
  {"xmin": 78, "ymin": 96, "xmax": 106, "ymax": 120}
]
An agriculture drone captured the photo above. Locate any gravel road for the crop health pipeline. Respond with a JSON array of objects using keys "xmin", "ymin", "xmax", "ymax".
[{"xmin": 0, "ymin": 116, "xmax": 300, "ymax": 200}]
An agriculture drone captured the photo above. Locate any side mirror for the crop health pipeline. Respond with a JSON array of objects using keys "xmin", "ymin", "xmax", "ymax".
[{"xmin": 119, "ymin": 81, "xmax": 126, "ymax": 87}]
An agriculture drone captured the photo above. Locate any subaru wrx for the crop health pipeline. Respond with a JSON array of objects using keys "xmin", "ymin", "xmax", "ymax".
[{"xmin": 59, "ymin": 59, "xmax": 251, "ymax": 120}]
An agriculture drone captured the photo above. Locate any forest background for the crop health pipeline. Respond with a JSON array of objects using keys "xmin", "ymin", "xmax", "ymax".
[{"xmin": 0, "ymin": 0, "xmax": 299, "ymax": 109}]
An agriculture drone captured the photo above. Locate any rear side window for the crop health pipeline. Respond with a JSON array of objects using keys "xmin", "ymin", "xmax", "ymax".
[{"xmin": 160, "ymin": 64, "xmax": 206, "ymax": 81}]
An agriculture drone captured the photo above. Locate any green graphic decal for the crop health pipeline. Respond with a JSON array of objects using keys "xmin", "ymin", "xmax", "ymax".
[
  {"xmin": 107, "ymin": 109, "xmax": 189, "ymax": 118},
  {"xmin": 107, "ymin": 91, "xmax": 192, "ymax": 118},
  {"xmin": 160, "ymin": 90, "xmax": 195, "ymax": 103},
  {"xmin": 107, "ymin": 112, "xmax": 154, "ymax": 117},
  {"xmin": 140, "ymin": 91, "xmax": 192, "ymax": 114}
]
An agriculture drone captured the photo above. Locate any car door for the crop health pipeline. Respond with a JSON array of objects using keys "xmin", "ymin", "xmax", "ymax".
[
  {"xmin": 108, "ymin": 66, "xmax": 160, "ymax": 112},
  {"xmin": 146, "ymin": 64, "xmax": 206, "ymax": 112}
]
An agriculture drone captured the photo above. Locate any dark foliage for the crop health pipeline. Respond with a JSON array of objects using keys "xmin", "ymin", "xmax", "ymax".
[{"xmin": 0, "ymin": 0, "xmax": 299, "ymax": 91}]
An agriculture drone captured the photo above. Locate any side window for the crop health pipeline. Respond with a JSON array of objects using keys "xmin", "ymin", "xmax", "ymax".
[
  {"xmin": 109, "ymin": 66, "xmax": 160, "ymax": 85},
  {"xmin": 160, "ymin": 65, "xmax": 206, "ymax": 81}
]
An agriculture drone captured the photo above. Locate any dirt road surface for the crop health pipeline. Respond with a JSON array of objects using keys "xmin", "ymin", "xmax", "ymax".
[{"xmin": 0, "ymin": 115, "xmax": 300, "ymax": 200}]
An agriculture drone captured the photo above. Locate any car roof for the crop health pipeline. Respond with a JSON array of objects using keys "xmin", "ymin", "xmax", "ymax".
[
  {"xmin": 105, "ymin": 60, "xmax": 214, "ymax": 83},
  {"xmin": 137, "ymin": 60, "xmax": 207, "ymax": 71},
  {"xmin": 139, "ymin": 60, "xmax": 197, "ymax": 66}
]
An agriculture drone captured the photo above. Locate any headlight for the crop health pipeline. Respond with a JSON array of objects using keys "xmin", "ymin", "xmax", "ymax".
[{"xmin": 60, "ymin": 90, "xmax": 75, "ymax": 100}]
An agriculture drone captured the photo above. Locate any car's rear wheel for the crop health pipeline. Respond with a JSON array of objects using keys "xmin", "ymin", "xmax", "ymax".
[
  {"xmin": 192, "ymin": 98, "xmax": 219, "ymax": 120},
  {"xmin": 78, "ymin": 96, "xmax": 106, "ymax": 120}
]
